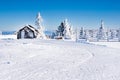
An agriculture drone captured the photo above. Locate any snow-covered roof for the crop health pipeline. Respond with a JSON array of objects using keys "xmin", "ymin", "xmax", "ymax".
[{"xmin": 17, "ymin": 25, "xmax": 39, "ymax": 34}]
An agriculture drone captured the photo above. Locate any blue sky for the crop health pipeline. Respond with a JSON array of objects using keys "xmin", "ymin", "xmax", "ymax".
[{"xmin": 0, "ymin": 0, "xmax": 120, "ymax": 31}]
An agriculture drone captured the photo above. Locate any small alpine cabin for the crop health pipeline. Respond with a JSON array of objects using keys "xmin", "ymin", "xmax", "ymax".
[{"xmin": 17, "ymin": 25, "xmax": 39, "ymax": 39}]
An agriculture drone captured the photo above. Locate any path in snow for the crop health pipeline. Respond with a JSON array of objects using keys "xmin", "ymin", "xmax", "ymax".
[{"xmin": 78, "ymin": 43, "xmax": 120, "ymax": 80}]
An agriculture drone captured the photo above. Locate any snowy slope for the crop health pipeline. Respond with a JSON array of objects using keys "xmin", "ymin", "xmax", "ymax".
[{"xmin": 0, "ymin": 39, "xmax": 120, "ymax": 80}]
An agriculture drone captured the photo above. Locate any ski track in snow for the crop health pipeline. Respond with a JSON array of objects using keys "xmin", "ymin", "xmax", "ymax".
[{"xmin": 0, "ymin": 39, "xmax": 120, "ymax": 80}]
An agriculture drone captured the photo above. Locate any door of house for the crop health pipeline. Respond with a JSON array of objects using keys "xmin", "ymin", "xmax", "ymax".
[{"xmin": 21, "ymin": 30, "xmax": 25, "ymax": 39}]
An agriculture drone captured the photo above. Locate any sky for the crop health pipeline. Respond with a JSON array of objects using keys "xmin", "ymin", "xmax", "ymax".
[{"xmin": 0, "ymin": 0, "xmax": 120, "ymax": 31}]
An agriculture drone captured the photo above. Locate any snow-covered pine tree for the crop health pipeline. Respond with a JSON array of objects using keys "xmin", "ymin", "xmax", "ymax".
[
  {"xmin": 110, "ymin": 30, "xmax": 115, "ymax": 39},
  {"xmin": 75, "ymin": 27, "xmax": 78, "ymax": 42},
  {"xmin": 35, "ymin": 12, "xmax": 46, "ymax": 39},
  {"xmin": 56, "ymin": 19, "xmax": 74, "ymax": 39},
  {"xmin": 79, "ymin": 27, "xmax": 85, "ymax": 39},
  {"xmin": 69, "ymin": 26, "xmax": 74, "ymax": 38},
  {"xmin": 57, "ymin": 22, "xmax": 64, "ymax": 36},
  {"xmin": 97, "ymin": 20, "xmax": 106, "ymax": 41},
  {"xmin": 106, "ymin": 29, "xmax": 110, "ymax": 42},
  {"xmin": 84, "ymin": 30, "xmax": 89, "ymax": 40},
  {"xmin": 63, "ymin": 19, "xmax": 73, "ymax": 39}
]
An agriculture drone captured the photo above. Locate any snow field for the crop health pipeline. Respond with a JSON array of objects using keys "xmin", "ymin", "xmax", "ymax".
[
  {"xmin": 0, "ymin": 35, "xmax": 17, "ymax": 39},
  {"xmin": 90, "ymin": 42, "xmax": 120, "ymax": 49},
  {"xmin": 0, "ymin": 39, "xmax": 92, "ymax": 80},
  {"xmin": 0, "ymin": 39, "xmax": 120, "ymax": 80}
]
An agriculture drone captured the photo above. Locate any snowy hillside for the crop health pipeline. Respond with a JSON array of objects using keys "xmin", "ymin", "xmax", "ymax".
[{"xmin": 0, "ymin": 39, "xmax": 120, "ymax": 80}]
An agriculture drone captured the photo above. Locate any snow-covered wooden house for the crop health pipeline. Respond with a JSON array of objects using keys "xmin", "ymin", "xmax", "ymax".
[{"xmin": 17, "ymin": 25, "xmax": 39, "ymax": 39}]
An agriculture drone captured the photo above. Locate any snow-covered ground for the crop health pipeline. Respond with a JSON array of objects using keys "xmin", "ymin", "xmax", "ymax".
[
  {"xmin": 0, "ymin": 35, "xmax": 17, "ymax": 39},
  {"xmin": 0, "ymin": 39, "xmax": 120, "ymax": 80},
  {"xmin": 90, "ymin": 42, "xmax": 120, "ymax": 49}
]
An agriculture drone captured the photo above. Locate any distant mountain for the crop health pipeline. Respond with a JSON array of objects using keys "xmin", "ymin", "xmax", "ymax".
[
  {"xmin": 1, "ymin": 31, "xmax": 55, "ymax": 35},
  {"xmin": 2, "ymin": 31, "xmax": 16, "ymax": 35}
]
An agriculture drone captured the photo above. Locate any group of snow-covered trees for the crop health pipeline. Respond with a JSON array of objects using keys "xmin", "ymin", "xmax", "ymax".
[
  {"xmin": 25, "ymin": 12, "xmax": 120, "ymax": 41},
  {"xmin": 78, "ymin": 20, "xmax": 120, "ymax": 41},
  {"xmin": 34, "ymin": 13, "xmax": 75, "ymax": 40},
  {"xmin": 55, "ymin": 19, "xmax": 75, "ymax": 40},
  {"xmin": 54, "ymin": 19, "xmax": 120, "ymax": 41}
]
